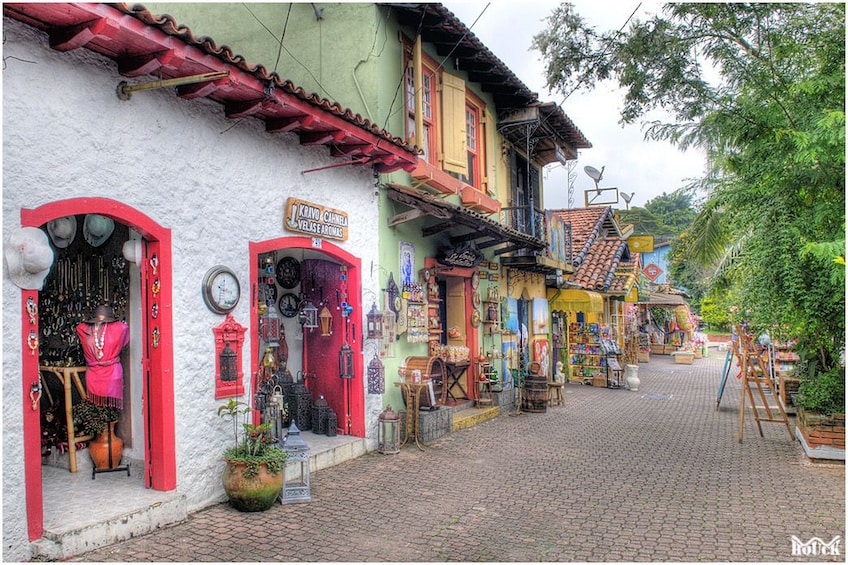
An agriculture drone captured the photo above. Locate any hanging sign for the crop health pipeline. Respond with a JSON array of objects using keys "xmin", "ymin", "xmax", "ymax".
[
  {"xmin": 284, "ymin": 197, "xmax": 349, "ymax": 241},
  {"xmin": 643, "ymin": 263, "xmax": 663, "ymax": 281},
  {"xmin": 628, "ymin": 235, "xmax": 654, "ymax": 253},
  {"xmin": 439, "ymin": 241, "xmax": 484, "ymax": 268}
]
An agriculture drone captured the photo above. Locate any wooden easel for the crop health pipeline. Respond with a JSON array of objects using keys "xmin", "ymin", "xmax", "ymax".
[{"xmin": 736, "ymin": 327, "xmax": 793, "ymax": 443}]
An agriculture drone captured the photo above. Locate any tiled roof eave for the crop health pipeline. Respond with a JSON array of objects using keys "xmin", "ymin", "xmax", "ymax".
[{"xmin": 3, "ymin": 2, "xmax": 419, "ymax": 173}]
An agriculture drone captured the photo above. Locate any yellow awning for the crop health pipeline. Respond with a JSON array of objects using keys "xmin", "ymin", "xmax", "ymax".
[{"xmin": 547, "ymin": 289, "xmax": 604, "ymax": 313}]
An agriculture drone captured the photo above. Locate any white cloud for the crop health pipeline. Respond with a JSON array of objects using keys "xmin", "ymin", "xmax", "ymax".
[{"xmin": 443, "ymin": 0, "xmax": 707, "ymax": 209}]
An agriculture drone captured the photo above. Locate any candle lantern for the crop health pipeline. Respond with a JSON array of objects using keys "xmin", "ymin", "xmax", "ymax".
[
  {"xmin": 366, "ymin": 302, "xmax": 383, "ymax": 340},
  {"xmin": 279, "ymin": 421, "xmax": 311, "ymax": 504},
  {"xmin": 319, "ymin": 305, "xmax": 333, "ymax": 336},
  {"xmin": 339, "ymin": 341, "xmax": 354, "ymax": 379},
  {"xmin": 367, "ymin": 353, "xmax": 385, "ymax": 394},
  {"xmin": 311, "ymin": 394, "xmax": 329, "ymax": 435},
  {"xmin": 260, "ymin": 303, "xmax": 281, "ymax": 347},
  {"xmin": 219, "ymin": 341, "xmax": 238, "ymax": 382},
  {"xmin": 300, "ymin": 300, "xmax": 318, "ymax": 329},
  {"xmin": 377, "ymin": 405, "xmax": 401, "ymax": 454}
]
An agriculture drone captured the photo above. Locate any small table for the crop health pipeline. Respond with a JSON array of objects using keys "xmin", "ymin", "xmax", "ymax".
[
  {"xmin": 444, "ymin": 361, "xmax": 470, "ymax": 401},
  {"xmin": 395, "ymin": 380, "xmax": 431, "ymax": 451},
  {"xmin": 39, "ymin": 366, "xmax": 92, "ymax": 473}
]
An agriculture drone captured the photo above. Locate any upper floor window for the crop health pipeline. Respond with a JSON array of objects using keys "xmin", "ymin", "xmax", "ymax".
[
  {"xmin": 405, "ymin": 61, "xmax": 437, "ymax": 163},
  {"xmin": 465, "ymin": 103, "xmax": 481, "ymax": 188}
]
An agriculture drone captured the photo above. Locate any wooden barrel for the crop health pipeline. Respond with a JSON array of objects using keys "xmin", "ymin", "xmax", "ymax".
[
  {"xmin": 400, "ymin": 356, "xmax": 446, "ymax": 409},
  {"xmin": 522, "ymin": 373, "xmax": 548, "ymax": 413}
]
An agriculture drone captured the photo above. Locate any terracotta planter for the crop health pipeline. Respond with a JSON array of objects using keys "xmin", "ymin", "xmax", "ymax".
[
  {"xmin": 88, "ymin": 421, "xmax": 124, "ymax": 470},
  {"xmin": 222, "ymin": 460, "xmax": 284, "ymax": 512}
]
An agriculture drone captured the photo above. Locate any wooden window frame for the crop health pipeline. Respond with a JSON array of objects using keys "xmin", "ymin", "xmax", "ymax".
[{"xmin": 403, "ymin": 44, "xmax": 439, "ymax": 165}]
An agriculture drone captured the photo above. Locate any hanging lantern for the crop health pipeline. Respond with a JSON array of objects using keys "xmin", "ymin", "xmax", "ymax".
[
  {"xmin": 366, "ymin": 302, "xmax": 383, "ymax": 340},
  {"xmin": 319, "ymin": 304, "xmax": 333, "ymax": 336},
  {"xmin": 260, "ymin": 303, "xmax": 281, "ymax": 347},
  {"xmin": 300, "ymin": 300, "xmax": 318, "ymax": 329},
  {"xmin": 339, "ymin": 341, "xmax": 354, "ymax": 379},
  {"xmin": 377, "ymin": 405, "xmax": 401, "ymax": 454},
  {"xmin": 219, "ymin": 341, "xmax": 238, "ymax": 382},
  {"xmin": 280, "ymin": 421, "xmax": 311, "ymax": 504},
  {"xmin": 367, "ymin": 353, "xmax": 385, "ymax": 394}
]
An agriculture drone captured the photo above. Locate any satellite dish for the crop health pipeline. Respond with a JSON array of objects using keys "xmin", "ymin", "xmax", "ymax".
[
  {"xmin": 583, "ymin": 165, "xmax": 605, "ymax": 189},
  {"xmin": 621, "ymin": 191, "xmax": 635, "ymax": 210}
]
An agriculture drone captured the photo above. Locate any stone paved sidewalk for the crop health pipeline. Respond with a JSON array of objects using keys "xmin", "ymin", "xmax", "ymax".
[{"xmin": 71, "ymin": 353, "xmax": 845, "ymax": 562}]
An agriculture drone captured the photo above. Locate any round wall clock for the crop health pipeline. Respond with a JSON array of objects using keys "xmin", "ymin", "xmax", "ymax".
[
  {"xmin": 276, "ymin": 257, "xmax": 301, "ymax": 289},
  {"xmin": 202, "ymin": 265, "xmax": 240, "ymax": 314},
  {"xmin": 278, "ymin": 293, "xmax": 300, "ymax": 318}
]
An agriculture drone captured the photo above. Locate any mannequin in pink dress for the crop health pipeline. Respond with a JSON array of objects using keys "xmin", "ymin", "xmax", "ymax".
[{"xmin": 76, "ymin": 305, "xmax": 130, "ymax": 408}]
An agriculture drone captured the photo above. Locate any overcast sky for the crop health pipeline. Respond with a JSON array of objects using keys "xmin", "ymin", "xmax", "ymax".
[{"xmin": 442, "ymin": 1, "xmax": 707, "ymax": 210}]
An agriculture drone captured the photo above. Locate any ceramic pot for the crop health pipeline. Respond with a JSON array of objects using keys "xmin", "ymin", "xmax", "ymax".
[
  {"xmin": 89, "ymin": 421, "xmax": 123, "ymax": 470},
  {"xmin": 222, "ymin": 461, "xmax": 284, "ymax": 512},
  {"xmin": 625, "ymin": 364, "xmax": 640, "ymax": 392}
]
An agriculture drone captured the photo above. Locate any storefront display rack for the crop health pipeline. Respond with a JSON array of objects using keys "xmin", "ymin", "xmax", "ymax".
[{"xmin": 568, "ymin": 322, "xmax": 606, "ymax": 381}]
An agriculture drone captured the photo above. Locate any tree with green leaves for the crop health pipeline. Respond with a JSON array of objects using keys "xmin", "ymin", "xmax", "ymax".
[{"xmin": 534, "ymin": 3, "xmax": 845, "ymax": 414}]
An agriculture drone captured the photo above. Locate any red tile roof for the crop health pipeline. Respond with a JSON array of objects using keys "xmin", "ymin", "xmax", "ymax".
[{"xmin": 551, "ymin": 207, "xmax": 635, "ymax": 293}]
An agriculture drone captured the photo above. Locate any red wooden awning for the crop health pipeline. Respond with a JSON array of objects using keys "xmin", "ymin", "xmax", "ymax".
[{"xmin": 4, "ymin": 3, "xmax": 419, "ymax": 174}]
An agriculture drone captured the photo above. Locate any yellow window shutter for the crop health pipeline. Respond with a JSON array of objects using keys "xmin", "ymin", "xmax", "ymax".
[{"xmin": 440, "ymin": 72, "xmax": 468, "ymax": 176}]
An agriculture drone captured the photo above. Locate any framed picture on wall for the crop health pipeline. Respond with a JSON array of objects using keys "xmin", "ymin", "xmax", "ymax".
[
  {"xmin": 532, "ymin": 298, "xmax": 549, "ymax": 334},
  {"xmin": 399, "ymin": 241, "xmax": 415, "ymax": 287}
]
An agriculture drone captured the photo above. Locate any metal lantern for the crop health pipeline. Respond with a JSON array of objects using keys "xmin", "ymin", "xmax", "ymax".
[
  {"xmin": 367, "ymin": 353, "xmax": 385, "ymax": 394},
  {"xmin": 219, "ymin": 341, "xmax": 238, "ymax": 382},
  {"xmin": 366, "ymin": 302, "xmax": 383, "ymax": 340},
  {"xmin": 279, "ymin": 421, "xmax": 311, "ymax": 504},
  {"xmin": 300, "ymin": 300, "xmax": 318, "ymax": 329},
  {"xmin": 339, "ymin": 341, "xmax": 354, "ymax": 379},
  {"xmin": 319, "ymin": 304, "xmax": 333, "ymax": 336},
  {"xmin": 377, "ymin": 405, "xmax": 401, "ymax": 454},
  {"xmin": 260, "ymin": 303, "xmax": 281, "ymax": 347},
  {"xmin": 312, "ymin": 394, "xmax": 329, "ymax": 435}
]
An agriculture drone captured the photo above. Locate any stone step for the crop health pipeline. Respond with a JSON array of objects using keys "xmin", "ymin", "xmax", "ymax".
[
  {"xmin": 33, "ymin": 492, "xmax": 187, "ymax": 561},
  {"xmin": 452, "ymin": 406, "xmax": 500, "ymax": 432}
]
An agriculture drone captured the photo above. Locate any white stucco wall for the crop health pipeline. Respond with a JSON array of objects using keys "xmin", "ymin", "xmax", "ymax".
[{"xmin": 2, "ymin": 17, "xmax": 385, "ymax": 561}]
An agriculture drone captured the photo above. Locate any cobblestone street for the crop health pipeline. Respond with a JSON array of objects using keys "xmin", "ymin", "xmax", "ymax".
[{"xmin": 71, "ymin": 353, "xmax": 845, "ymax": 562}]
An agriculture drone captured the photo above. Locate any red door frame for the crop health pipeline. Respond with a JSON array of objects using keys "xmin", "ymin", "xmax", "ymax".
[
  {"xmin": 20, "ymin": 198, "xmax": 176, "ymax": 541},
  {"xmin": 249, "ymin": 237, "xmax": 365, "ymax": 436}
]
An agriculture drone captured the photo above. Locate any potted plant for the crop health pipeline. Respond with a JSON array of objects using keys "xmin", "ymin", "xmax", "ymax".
[
  {"xmin": 793, "ymin": 363, "xmax": 845, "ymax": 461},
  {"xmin": 217, "ymin": 398, "xmax": 287, "ymax": 512},
  {"xmin": 72, "ymin": 399, "xmax": 123, "ymax": 470}
]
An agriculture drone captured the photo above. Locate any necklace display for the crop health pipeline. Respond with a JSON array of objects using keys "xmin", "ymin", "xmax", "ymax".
[{"xmin": 93, "ymin": 322, "xmax": 107, "ymax": 360}]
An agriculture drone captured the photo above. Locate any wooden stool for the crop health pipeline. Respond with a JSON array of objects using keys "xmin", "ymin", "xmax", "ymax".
[{"xmin": 547, "ymin": 382, "xmax": 564, "ymax": 406}]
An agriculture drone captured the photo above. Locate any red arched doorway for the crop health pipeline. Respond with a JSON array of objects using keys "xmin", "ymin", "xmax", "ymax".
[
  {"xmin": 249, "ymin": 237, "xmax": 364, "ymax": 437},
  {"xmin": 20, "ymin": 198, "xmax": 176, "ymax": 541}
]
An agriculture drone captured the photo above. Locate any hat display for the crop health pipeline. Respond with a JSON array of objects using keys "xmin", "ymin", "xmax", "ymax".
[
  {"xmin": 46, "ymin": 215, "xmax": 77, "ymax": 248},
  {"xmin": 83, "ymin": 214, "xmax": 115, "ymax": 247},
  {"xmin": 4, "ymin": 227, "xmax": 55, "ymax": 290},
  {"xmin": 85, "ymin": 304, "xmax": 118, "ymax": 323},
  {"xmin": 122, "ymin": 239, "xmax": 142, "ymax": 265}
]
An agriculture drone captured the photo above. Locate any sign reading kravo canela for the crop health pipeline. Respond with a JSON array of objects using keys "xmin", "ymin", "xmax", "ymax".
[{"xmin": 284, "ymin": 197, "xmax": 349, "ymax": 241}]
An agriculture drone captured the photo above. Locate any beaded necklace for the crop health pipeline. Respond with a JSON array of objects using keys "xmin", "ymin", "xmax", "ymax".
[{"xmin": 93, "ymin": 322, "xmax": 107, "ymax": 360}]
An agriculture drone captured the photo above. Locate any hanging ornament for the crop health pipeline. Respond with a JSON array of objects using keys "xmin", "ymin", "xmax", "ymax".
[{"xmin": 367, "ymin": 353, "xmax": 385, "ymax": 394}]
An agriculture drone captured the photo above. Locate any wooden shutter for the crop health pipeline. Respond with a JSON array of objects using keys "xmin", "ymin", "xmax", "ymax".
[{"xmin": 439, "ymin": 72, "xmax": 468, "ymax": 176}]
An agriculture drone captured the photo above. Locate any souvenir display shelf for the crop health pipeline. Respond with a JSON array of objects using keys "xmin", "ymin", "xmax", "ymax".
[{"xmin": 568, "ymin": 322, "xmax": 606, "ymax": 381}]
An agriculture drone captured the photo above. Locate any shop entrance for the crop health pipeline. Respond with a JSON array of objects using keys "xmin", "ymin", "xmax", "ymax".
[
  {"xmin": 250, "ymin": 237, "xmax": 364, "ymax": 438},
  {"xmin": 20, "ymin": 198, "xmax": 176, "ymax": 541}
]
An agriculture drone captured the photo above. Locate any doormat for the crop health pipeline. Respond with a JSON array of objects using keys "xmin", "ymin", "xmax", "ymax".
[{"xmin": 641, "ymin": 392, "xmax": 673, "ymax": 400}]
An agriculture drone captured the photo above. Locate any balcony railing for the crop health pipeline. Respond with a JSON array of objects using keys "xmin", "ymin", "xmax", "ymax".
[{"xmin": 500, "ymin": 206, "xmax": 573, "ymax": 264}]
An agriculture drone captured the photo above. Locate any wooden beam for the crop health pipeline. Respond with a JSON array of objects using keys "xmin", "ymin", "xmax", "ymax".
[
  {"xmin": 388, "ymin": 208, "xmax": 428, "ymax": 227},
  {"xmin": 49, "ymin": 18, "xmax": 118, "ymax": 52},
  {"xmin": 421, "ymin": 221, "xmax": 454, "ymax": 237},
  {"xmin": 225, "ymin": 99, "xmax": 265, "ymax": 119},
  {"xmin": 266, "ymin": 115, "xmax": 313, "ymax": 133}
]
